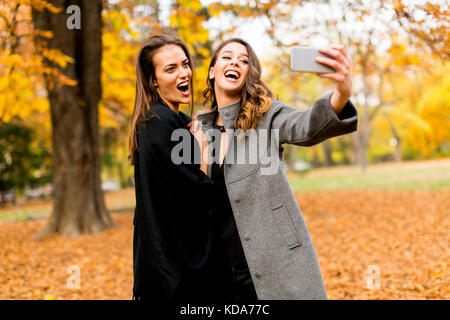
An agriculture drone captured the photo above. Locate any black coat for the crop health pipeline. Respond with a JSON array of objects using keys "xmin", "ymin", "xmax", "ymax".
[{"xmin": 132, "ymin": 100, "xmax": 221, "ymax": 302}]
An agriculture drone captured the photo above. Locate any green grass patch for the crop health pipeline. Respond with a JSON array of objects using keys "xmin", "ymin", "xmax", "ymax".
[
  {"xmin": 0, "ymin": 208, "xmax": 50, "ymax": 222},
  {"xmin": 288, "ymin": 163, "xmax": 450, "ymax": 192}
]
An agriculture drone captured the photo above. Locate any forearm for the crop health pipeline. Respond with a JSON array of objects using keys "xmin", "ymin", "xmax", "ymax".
[
  {"xmin": 330, "ymin": 90, "xmax": 351, "ymax": 115},
  {"xmin": 272, "ymin": 93, "xmax": 358, "ymax": 146}
]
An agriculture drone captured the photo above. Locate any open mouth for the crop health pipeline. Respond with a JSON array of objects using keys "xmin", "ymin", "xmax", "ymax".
[
  {"xmin": 224, "ymin": 70, "xmax": 240, "ymax": 80},
  {"xmin": 177, "ymin": 81, "xmax": 189, "ymax": 92}
]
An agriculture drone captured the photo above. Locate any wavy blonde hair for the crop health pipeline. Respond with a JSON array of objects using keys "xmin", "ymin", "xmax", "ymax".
[{"xmin": 202, "ymin": 38, "xmax": 272, "ymax": 131}]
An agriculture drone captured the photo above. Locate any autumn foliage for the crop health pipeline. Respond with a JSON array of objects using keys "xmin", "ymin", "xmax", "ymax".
[
  {"xmin": 1, "ymin": 0, "xmax": 449, "ymax": 187},
  {"xmin": 0, "ymin": 188, "xmax": 448, "ymax": 299},
  {"xmin": 0, "ymin": 0, "xmax": 448, "ymax": 300}
]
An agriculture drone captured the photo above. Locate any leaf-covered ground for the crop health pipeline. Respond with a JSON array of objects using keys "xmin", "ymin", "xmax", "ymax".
[{"xmin": 0, "ymin": 189, "xmax": 448, "ymax": 300}]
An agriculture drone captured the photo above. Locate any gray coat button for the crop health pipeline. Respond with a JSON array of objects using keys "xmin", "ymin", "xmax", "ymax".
[
  {"xmin": 244, "ymin": 236, "xmax": 250, "ymax": 241},
  {"xmin": 255, "ymin": 272, "xmax": 261, "ymax": 278},
  {"xmin": 224, "ymin": 111, "xmax": 230, "ymax": 116},
  {"xmin": 234, "ymin": 199, "xmax": 240, "ymax": 204}
]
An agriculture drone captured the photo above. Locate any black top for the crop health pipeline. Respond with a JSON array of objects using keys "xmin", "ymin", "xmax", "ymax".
[
  {"xmin": 210, "ymin": 121, "xmax": 247, "ymax": 267},
  {"xmin": 133, "ymin": 100, "xmax": 217, "ymax": 301}
]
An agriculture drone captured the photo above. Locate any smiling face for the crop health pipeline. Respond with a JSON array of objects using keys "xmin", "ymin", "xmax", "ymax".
[
  {"xmin": 152, "ymin": 44, "xmax": 192, "ymax": 111},
  {"xmin": 209, "ymin": 42, "xmax": 250, "ymax": 104}
]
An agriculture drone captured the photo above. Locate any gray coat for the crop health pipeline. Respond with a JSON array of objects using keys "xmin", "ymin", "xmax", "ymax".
[{"xmin": 196, "ymin": 92, "xmax": 358, "ymax": 300}]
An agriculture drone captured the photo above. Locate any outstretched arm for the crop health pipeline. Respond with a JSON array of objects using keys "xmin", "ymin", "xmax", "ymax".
[
  {"xmin": 271, "ymin": 43, "xmax": 357, "ymax": 146},
  {"xmin": 271, "ymin": 94, "xmax": 358, "ymax": 146}
]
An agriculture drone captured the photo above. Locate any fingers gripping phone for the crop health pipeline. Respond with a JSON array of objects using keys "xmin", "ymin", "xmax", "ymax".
[{"xmin": 290, "ymin": 46, "xmax": 336, "ymax": 73}]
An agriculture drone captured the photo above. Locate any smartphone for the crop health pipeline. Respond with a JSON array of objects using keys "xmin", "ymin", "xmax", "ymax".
[{"xmin": 290, "ymin": 46, "xmax": 335, "ymax": 73}]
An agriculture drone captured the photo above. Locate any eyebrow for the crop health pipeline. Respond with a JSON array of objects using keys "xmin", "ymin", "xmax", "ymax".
[
  {"xmin": 163, "ymin": 58, "xmax": 189, "ymax": 69},
  {"xmin": 221, "ymin": 50, "xmax": 249, "ymax": 58}
]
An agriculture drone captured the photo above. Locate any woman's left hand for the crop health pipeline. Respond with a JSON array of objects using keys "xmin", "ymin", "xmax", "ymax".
[
  {"xmin": 187, "ymin": 110, "xmax": 210, "ymax": 174},
  {"xmin": 315, "ymin": 44, "xmax": 352, "ymax": 112}
]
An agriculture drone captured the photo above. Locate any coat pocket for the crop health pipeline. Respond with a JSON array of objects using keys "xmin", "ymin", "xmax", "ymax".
[{"xmin": 270, "ymin": 204, "xmax": 302, "ymax": 249}]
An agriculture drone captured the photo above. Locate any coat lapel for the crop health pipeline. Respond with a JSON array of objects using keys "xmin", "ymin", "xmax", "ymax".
[{"xmin": 197, "ymin": 101, "xmax": 241, "ymax": 178}]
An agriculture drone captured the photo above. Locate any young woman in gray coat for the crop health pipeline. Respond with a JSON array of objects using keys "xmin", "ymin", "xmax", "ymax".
[{"xmin": 189, "ymin": 38, "xmax": 358, "ymax": 300}]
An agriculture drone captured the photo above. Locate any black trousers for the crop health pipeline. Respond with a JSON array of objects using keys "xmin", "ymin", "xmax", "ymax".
[
  {"xmin": 173, "ymin": 230, "xmax": 258, "ymax": 302},
  {"xmin": 173, "ymin": 262, "xmax": 258, "ymax": 302},
  {"xmin": 222, "ymin": 262, "xmax": 258, "ymax": 301},
  {"xmin": 173, "ymin": 258, "xmax": 223, "ymax": 302}
]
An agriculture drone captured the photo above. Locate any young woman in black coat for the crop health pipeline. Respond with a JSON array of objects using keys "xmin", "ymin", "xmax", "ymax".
[{"xmin": 128, "ymin": 35, "xmax": 224, "ymax": 302}]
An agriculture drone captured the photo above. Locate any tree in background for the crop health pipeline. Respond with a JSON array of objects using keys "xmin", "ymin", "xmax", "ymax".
[
  {"xmin": 392, "ymin": 0, "xmax": 449, "ymax": 60},
  {"xmin": 92, "ymin": 0, "xmax": 450, "ymax": 172},
  {"xmin": 170, "ymin": 0, "xmax": 212, "ymax": 109},
  {"xmin": 0, "ymin": 119, "xmax": 52, "ymax": 206},
  {"xmin": 96, "ymin": 0, "xmax": 214, "ymax": 188},
  {"xmin": 203, "ymin": 0, "xmax": 449, "ymax": 169},
  {"xmin": 0, "ymin": 1, "xmax": 54, "ymax": 205},
  {"xmin": 31, "ymin": 0, "xmax": 115, "ymax": 238},
  {"xmin": 99, "ymin": 2, "xmax": 142, "ymax": 188},
  {"xmin": 1, "ymin": 0, "xmax": 448, "ymax": 237}
]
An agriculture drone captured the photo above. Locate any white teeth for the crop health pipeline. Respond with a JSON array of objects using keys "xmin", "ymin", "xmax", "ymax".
[
  {"xmin": 177, "ymin": 81, "xmax": 189, "ymax": 92},
  {"xmin": 225, "ymin": 70, "xmax": 240, "ymax": 78}
]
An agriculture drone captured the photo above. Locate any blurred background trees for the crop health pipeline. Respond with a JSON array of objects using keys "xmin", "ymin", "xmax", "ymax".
[
  {"xmin": 0, "ymin": 120, "xmax": 52, "ymax": 206},
  {"xmin": 0, "ymin": 0, "xmax": 448, "ymax": 236}
]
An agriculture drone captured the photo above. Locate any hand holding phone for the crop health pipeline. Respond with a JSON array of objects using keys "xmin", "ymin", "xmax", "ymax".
[
  {"xmin": 290, "ymin": 46, "xmax": 336, "ymax": 73},
  {"xmin": 290, "ymin": 44, "xmax": 353, "ymax": 111}
]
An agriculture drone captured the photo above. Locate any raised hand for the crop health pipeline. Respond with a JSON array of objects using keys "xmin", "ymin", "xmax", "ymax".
[{"xmin": 315, "ymin": 44, "xmax": 352, "ymax": 113}]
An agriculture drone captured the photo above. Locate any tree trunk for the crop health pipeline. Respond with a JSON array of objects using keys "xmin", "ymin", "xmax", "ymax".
[
  {"xmin": 311, "ymin": 147, "xmax": 321, "ymax": 168},
  {"xmin": 338, "ymin": 137, "xmax": 350, "ymax": 165},
  {"xmin": 360, "ymin": 60, "xmax": 371, "ymax": 173},
  {"xmin": 395, "ymin": 138, "xmax": 402, "ymax": 162},
  {"xmin": 321, "ymin": 140, "xmax": 335, "ymax": 167},
  {"xmin": 32, "ymin": 0, "xmax": 115, "ymax": 238},
  {"xmin": 350, "ymin": 131, "xmax": 359, "ymax": 166},
  {"xmin": 358, "ymin": 126, "xmax": 368, "ymax": 172},
  {"xmin": 0, "ymin": 190, "xmax": 4, "ymax": 208},
  {"xmin": 382, "ymin": 111, "xmax": 403, "ymax": 163},
  {"xmin": 285, "ymin": 144, "xmax": 297, "ymax": 171}
]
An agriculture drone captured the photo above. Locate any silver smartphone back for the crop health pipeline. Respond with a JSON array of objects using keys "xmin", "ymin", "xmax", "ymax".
[{"xmin": 290, "ymin": 46, "xmax": 335, "ymax": 73}]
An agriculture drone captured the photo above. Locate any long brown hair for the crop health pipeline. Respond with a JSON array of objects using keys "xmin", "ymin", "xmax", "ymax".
[
  {"xmin": 202, "ymin": 38, "xmax": 272, "ymax": 131},
  {"xmin": 128, "ymin": 34, "xmax": 194, "ymax": 166}
]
